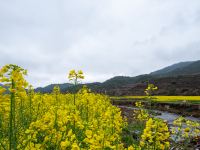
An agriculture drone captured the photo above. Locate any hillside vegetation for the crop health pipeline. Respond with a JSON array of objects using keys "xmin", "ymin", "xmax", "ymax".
[{"xmin": 35, "ymin": 60, "xmax": 200, "ymax": 96}]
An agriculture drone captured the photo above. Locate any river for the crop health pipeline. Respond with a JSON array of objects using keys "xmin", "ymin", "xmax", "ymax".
[{"xmin": 117, "ymin": 105, "xmax": 200, "ymax": 124}]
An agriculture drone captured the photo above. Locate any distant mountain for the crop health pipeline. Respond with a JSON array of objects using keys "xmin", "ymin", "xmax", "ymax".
[
  {"xmin": 100, "ymin": 74, "xmax": 153, "ymax": 90},
  {"xmin": 35, "ymin": 83, "xmax": 73, "ymax": 93},
  {"xmin": 105, "ymin": 74, "xmax": 200, "ymax": 96},
  {"xmin": 150, "ymin": 60, "xmax": 200, "ymax": 77},
  {"xmin": 34, "ymin": 60, "xmax": 200, "ymax": 95},
  {"xmin": 167, "ymin": 60, "xmax": 200, "ymax": 76}
]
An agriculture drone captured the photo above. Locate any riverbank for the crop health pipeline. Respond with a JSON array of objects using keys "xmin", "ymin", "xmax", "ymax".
[
  {"xmin": 117, "ymin": 105, "xmax": 200, "ymax": 123},
  {"xmin": 111, "ymin": 99, "xmax": 200, "ymax": 118},
  {"xmin": 117, "ymin": 105, "xmax": 200, "ymax": 149}
]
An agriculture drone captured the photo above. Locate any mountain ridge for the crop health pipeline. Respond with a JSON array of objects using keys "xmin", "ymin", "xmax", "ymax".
[
  {"xmin": 31, "ymin": 60, "xmax": 200, "ymax": 95},
  {"xmin": 150, "ymin": 60, "xmax": 200, "ymax": 77},
  {"xmin": 150, "ymin": 61, "xmax": 194, "ymax": 76}
]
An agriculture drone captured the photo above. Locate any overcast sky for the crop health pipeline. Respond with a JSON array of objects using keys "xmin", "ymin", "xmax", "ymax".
[{"xmin": 0, "ymin": 0, "xmax": 200, "ymax": 87}]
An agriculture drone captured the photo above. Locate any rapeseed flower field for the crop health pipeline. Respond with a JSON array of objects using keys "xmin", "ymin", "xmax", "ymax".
[{"xmin": 0, "ymin": 64, "xmax": 199, "ymax": 150}]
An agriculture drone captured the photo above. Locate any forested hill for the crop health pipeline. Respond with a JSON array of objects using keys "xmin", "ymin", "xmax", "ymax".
[
  {"xmin": 33, "ymin": 60, "xmax": 200, "ymax": 96},
  {"xmin": 150, "ymin": 60, "xmax": 200, "ymax": 77}
]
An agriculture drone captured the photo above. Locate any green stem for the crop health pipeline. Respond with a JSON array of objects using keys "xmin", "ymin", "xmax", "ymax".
[
  {"xmin": 54, "ymin": 93, "xmax": 58, "ymax": 130},
  {"xmin": 86, "ymin": 98, "xmax": 89, "ymax": 122},
  {"xmin": 73, "ymin": 78, "xmax": 77, "ymax": 129},
  {"xmin": 9, "ymin": 79, "xmax": 16, "ymax": 150},
  {"xmin": 29, "ymin": 92, "xmax": 32, "ymax": 123}
]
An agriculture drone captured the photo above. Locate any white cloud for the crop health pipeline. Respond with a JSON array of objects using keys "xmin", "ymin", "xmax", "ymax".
[{"xmin": 0, "ymin": 0, "xmax": 200, "ymax": 87}]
